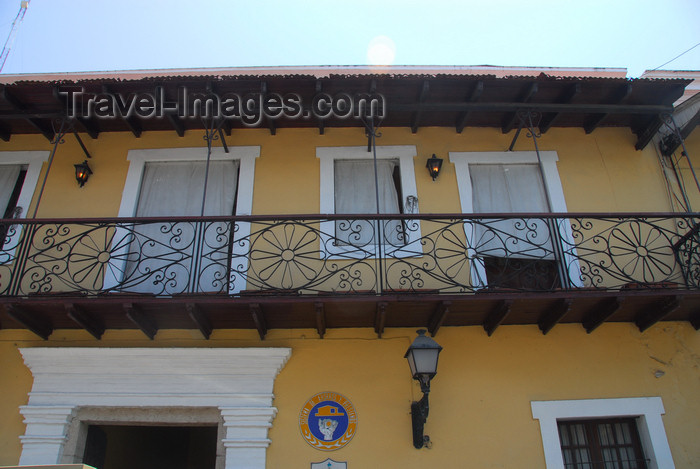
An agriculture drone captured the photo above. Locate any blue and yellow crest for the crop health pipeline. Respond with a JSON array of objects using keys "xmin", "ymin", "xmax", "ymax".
[{"xmin": 299, "ymin": 391, "xmax": 357, "ymax": 451}]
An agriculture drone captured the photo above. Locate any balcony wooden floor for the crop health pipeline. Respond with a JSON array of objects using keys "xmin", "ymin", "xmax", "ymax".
[{"xmin": 1, "ymin": 287, "xmax": 698, "ymax": 340}]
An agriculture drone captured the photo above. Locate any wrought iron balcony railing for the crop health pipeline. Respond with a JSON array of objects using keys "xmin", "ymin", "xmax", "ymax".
[{"xmin": 1, "ymin": 213, "xmax": 698, "ymax": 298}]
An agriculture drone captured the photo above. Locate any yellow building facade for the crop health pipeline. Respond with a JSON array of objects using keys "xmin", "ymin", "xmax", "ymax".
[{"xmin": 0, "ymin": 67, "xmax": 698, "ymax": 468}]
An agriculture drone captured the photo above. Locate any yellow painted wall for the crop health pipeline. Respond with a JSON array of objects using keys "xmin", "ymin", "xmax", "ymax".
[
  {"xmin": 0, "ymin": 323, "xmax": 698, "ymax": 468},
  {"xmin": 0, "ymin": 126, "xmax": 677, "ymax": 218},
  {"xmin": 1, "ymin": 126, "xmax": 698, "ymax": 466}
]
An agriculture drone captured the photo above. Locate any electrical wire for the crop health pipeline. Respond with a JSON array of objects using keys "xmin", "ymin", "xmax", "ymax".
[{"xmin": 650, "ymin": 41, "xmax": 700, "ymax": 71}]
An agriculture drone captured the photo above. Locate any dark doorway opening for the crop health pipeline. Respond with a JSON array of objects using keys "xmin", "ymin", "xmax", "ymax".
[{"xmin": 83, "ymin": 424, "xmax": 217, "ymax": 469}]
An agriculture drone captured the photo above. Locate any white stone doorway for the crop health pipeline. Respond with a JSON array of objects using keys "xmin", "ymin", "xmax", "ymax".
[{"xmin": 18, "ymin": 348, "xmax": 291, "ymax": 469}]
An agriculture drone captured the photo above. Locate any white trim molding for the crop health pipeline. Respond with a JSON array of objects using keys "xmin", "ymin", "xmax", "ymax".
[
  {"xmin": 316, "ymin": 145, "xmax": 420, "ymax": 257},
  {"xmin": 19, "ymin": 347, "xmax": 291, "ymax": 469},
  {"xmin": 531, "ymin": 397, "xmax": 675, "ymax": 469},
  {"xmin": 118, "ymin": 146, "xmax": 260, "ymax": 218}
]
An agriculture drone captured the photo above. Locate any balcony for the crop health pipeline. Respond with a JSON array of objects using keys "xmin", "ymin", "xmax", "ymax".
[{"xmin": 1, "ymin": 213, "xmax": 699, "ymax": 339}]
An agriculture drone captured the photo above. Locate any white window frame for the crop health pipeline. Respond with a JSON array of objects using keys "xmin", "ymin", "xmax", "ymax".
[
  {"xmin": 317, "ymin": 145, "xmax": 420, "ymax": 258},
  {"xmin": 531, "ymin": 397, "xmax": 675, "ymax": 469},
  {"xmin": 449, "ymin": 151, "xmax": 582, "ymax": 288},
  {"xmin": 0, "ymin": 151, "xmax": 50, "ymax": 260},
  {"xmin": 104, "ymin": 146, "xmax": 259, "ymax": 293}
]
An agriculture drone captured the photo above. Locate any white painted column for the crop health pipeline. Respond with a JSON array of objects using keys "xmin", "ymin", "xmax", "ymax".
[
  {"xmin": 220, "ymin": 407, "xmax": 278, "ymax": 469},
  {"xmin": 18, "ymin": 405, "xmax": 76, "ymax": 465}
]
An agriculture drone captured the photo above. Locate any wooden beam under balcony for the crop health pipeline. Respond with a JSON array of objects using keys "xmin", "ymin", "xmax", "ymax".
[
  {"xmin": 65, "ymin": 303, "xmax": 104, "ymax": 340},
  {"xmin": 483, "ymin": 299, "xmax": 514, "ymax": 337},
  {"xmin": 186, "ymin": 303, "xmax": 212, "ymax": 340},
  {"xmin": 635, "ymin": 295, "xmax": 683, "ymax": 332},
  {"xmin": 374, "ymin": 301, "xmax": 388, "ymax": 338},
  {"xmin": 582, "ymin": 297, "xmax": 625, "ymax": 333},
  {"xmin": 538, "ymin": 298, "xmax": 574, "ymax": 335},
  {"xmin": 250, "ymin": 303, "xmax": 267, "ymax": 340},
  {"xmin": 428, "ymin": 301, "xmax": 451, "ymax": 337},
  {"xmin": 5, "ymin": 304, "xmax": 53, "ymax": 340},
  {"xmin": 690, "ymin": 313, "xmax": 700, "ymax": 331},
  {"xmin": 315, "ymin": 302, "xmax": 326, "ymax": 338},
  {"xmin": 124, "ymin": 303, "xmax": 157, "ymax": 340}
]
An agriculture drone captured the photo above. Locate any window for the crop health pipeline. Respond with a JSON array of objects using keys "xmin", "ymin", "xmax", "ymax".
[
  {"xmin": 449, "ymin": 151, "xmax": 581, "ymax": 289},
  {"xmin": 317, "ymin": 145, "xmax": 419, "ymax": 256},
  {"xmin": 558, "ymin": 418, "xmax": 648, "ymax": 469},
  {"xmin": 105, "ymin": 146, "xmax": 259, "ymax": 294},
  {"xmin": 0, "ymin": 165, "xmax": 26, "ymax": 247},
  {"xmin": 334, "ymin": 158, "xmax": 404, "ymax": 246},
  {"xmin": 124, "ymin": 159, "xmax": 239, "ymax": 294},
  {"xmin": 0, "ymin": 151, "xmax": 50, "ymax": 258},
  {"xmin": 531, "ymin": 398, "xmax": 675, "ymax": 469}
]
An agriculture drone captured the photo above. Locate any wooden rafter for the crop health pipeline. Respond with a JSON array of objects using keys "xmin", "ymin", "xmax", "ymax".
[
  {"xmin": 5, "ymin": 304, "xmax": 53, "ymax": 340},
  {"xmin": 502, "ymin": 82, "xmax": 539, "ymax": 134},
  {"xmin": 166, "ymin": 113, "xmax": 185, "ymax": 137},
  {"xmin": 0, "ymin": 121, "xmax": 10, "ymax": 141},
  {"xmin": 101, "ymin": 85, "xmax": 142, "ymax": 137},
  {"xmin": 250, "ymin": 303, "xmax": 267, "ymax": 340},
  {"xmin": 315, "ymin": 80, "xmax": 325, "ymax": 135},
  {"xmin": 538, "ymin": 298, "xmax": 574, "ymax": 335},
  {"xmin": 483, "ymin": 300, "xmax": 513, "ymax": 337},
  {"xmin": 186, "ymin": 303, "xmax": 212, "ymax": 340},
  {"xmin": 456, "ymin": 80, "xmax": 484, "ymax": 133},
  {"xmin": 584, "ymin": 84, "xmax": 632, "ymax": 134},
  {"xmin": 410, "ymin": 80, "xmax": 430, "ymax": 134},
  {"xmin": 124, "ymin": 303, "xmax": 157, "ymax": 340},
  {"xmin": 0, "ymin": 87, "xmax": 54, "ymax": 141},
  {"xmin": 539, "ymin": 83, "xmax": 582, "ymax": 133},
  {"xmin": 65, "ymin": 303, "xmax": 104, "ymax": 340},
  {"xmin": 428, "ymin": 301, "xmax": 451, "ymax": 337}
]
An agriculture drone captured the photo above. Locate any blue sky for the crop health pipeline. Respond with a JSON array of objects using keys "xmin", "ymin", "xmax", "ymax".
[{"xmin": 0, "ymin": 0, "xmax": 698, "ymax": 77}]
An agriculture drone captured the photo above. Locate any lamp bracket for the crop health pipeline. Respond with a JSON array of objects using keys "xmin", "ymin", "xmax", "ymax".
[{"xmin": 411, "ymin": 392, "xmax": 430, "ymax": 449}]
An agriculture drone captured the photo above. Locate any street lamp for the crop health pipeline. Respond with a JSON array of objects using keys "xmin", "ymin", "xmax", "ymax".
[
  {"xmin": 404, "ymin": 329, "xmax": 442, "ymax": 448},
  {"xmin": 74, "ymin": 160, "xmax": 93, "ymax": 187}
]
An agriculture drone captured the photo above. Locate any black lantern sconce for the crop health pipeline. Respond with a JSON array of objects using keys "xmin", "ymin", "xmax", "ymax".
[
  {"xmin": 405, "ymin": 329, "xmax": 443, "ymax": 449},
  {"xmin": 74, "ymin": 160, "xmax": 93, "ymax": 187},
  {"xmin": 426, "ymin": 154, "xmax": 443, "ymax": 181}
]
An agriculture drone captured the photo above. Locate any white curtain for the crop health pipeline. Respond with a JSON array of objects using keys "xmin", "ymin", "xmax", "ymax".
[
  {"xmin": 470, "ymin": 164, "xmax": 554, "ymax": 259},
  {"xmin": 334, "ymin": 159, "xmax": 403, "ymax": 246},
  {"xmin": 0, "ymin": 165, "xmax": 21, "ymax": 218},
  {"xmin": 125, "ymin": 160, "xmax": 238, "ymax": 294}
]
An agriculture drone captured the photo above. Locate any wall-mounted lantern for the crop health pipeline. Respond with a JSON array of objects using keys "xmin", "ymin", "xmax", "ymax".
[
  {"xmin": 426, "ymin": 154, "xmax": 443, "ymax": 181},
  {"xmin": 405, "ymin": 329, "xmax": 443, "ymax": 449},
  {"xmin": 74, "ymin": 160, "xmax": 92, "ymax": 187}
]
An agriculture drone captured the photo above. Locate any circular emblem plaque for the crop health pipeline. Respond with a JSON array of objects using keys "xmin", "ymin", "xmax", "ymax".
[{"xmin": 299, "ymin": 391, "xmax": 357, "ymax": 451}]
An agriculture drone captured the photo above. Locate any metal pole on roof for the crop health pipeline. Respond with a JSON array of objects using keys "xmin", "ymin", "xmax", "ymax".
[
  {"xmin": 521, "ymin": 110, "xmax": 570, "ymax": 288},
  {"xmin": 670, "ymin": 114, "xmax": 700, "ymax": 196}
]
